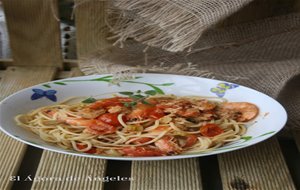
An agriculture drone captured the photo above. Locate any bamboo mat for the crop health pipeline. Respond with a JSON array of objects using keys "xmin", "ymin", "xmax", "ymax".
[
  {"xmin": 0, "ymin": 66, "xmax": 56, "ymax": 190},
  {"xmin": 131, "ymin": 159, "xmax": 202, "ymax": 190},
  {"xmin": 31, "ymin": 151, "xmax": 107, "ymax": 190},
  {"xmin": 218, "ymin": 138, "xmax": 295, "ymax": 190}
]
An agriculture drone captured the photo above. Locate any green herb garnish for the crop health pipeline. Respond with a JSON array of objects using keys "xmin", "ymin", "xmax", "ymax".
[
  {"xmin": 43, "ymin": 84, "xmax": 51, "ymax": 88},
  {"xmin": 119, "ymin": 91, "xmax": 134, "ymax": 96},
  {"xmin": 82, "ymin": 97, "xmax": 97, "ymax": 103},
  {"xmin": 141, "ymin": 99, "xmax": 151, "ymax": 105},
  {"xmin": 119, "ymin": 90, "xmax": 155, "ymax": 107},
  {"xmin": 144, "ymin": 90, "xmax": 157, "ymax": 95},
  {"xmin": 241, "ymin": 136, "xmax": 252, "ymax": 141},
  {"xmin": 124, "ymin": 101, "xmax": 137, "ymax": 107},
  {"xmin": 130, "ymin": 94, "xmax": 145, "ymax": 99},
  {"xmin": 54, "ymin": 82, "xmax": 67, "ymax": 85}
]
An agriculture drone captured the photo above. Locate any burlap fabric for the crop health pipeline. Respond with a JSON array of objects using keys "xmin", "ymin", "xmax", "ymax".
[
  {"xmin": 78, "ymin": 2, "xmax": 300, "ymax": 129},
  {"xmin": 107, "ymin": 0, "xmax": 253, "ymax": 52}
]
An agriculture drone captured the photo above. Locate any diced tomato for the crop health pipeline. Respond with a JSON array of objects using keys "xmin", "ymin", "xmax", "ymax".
[
  {"xmin": 89, "ymin": 97, "xmax": 132, "ymax": 109},
  {"xmin": 131, "ymin": 137, "xmax": 153, "ymax": 144},
  {"xmin": 156, "ymin": 104, "xmax": 174, "ymax": 109},
  {"xmin": 98, "ymin": 113, "xmax": 123, "ymax": 126},
  {"xmin": 44, "ymin": 110, "xmax": 56, "ymax": 116},
  {"xmin": 147, "ymin": 98, "xmax": 159, "ymax": 105},
  {"xmin": 177, "ymin": 108, "xmax": 200, "ymax": 117},
  {"xmin": 122, "ymin": 147, "xmax": 163, "ymax": 157},
  {"xmin": 76, "ymin": 144, "xmax": 97, "ymax": 154},
  {"xmin": 127, "ymin": 104, "xmax": 151, "ymax": 119},
  {"xmin": 149, "ymin": 108, "xmax": 165, "ymax": 119},
  {"xmin": 85, "ymin": 148, "xmax": 97, "ymax": 154},
  {"xmin": 200, "ymin": 123, "xmax": 224, "ymax": 137},
  {"xmin": 183, "ymin": 135, "xmax": 198, "ymax": 148},
  {"xmin": 85, "ymin": 148, "xmax": 96, "ymax": 154},
  {"xmin": 76, "ymin": 144, "xmax": 86, "ymax": 150},
  {"xmin": 127, "ymin": 103, "xmax": 165, "ymax": 120}
]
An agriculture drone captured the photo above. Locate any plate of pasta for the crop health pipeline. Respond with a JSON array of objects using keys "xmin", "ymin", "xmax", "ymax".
[{"xmin": 0, "ymin": 74, "xmax": 287, "ymax": 160}]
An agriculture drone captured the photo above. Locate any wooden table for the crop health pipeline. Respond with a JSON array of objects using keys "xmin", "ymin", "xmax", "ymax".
[{"xmin": 0, "ymin": 1, "xmax": 299, "ymax": 189}]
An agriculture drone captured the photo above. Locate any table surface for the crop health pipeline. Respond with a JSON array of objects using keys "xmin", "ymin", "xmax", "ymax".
[{"xmin": 0, "ymin": 65, "xmax": 299, "ymax": 190}]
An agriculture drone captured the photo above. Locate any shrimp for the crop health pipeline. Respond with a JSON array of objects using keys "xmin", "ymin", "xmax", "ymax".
[
  {"xmin": 122, "ymin": 147, "xmax": 163, "ymax": 157},
  {"xmin": 154, "ymin": 136, "xmax": 182, "ymax": 154},
  {"xmin": 127, "ymin": 104, "xmax": 165, "ymax": 120},
  {"xmin": 176, "ymin": 108, "xmax": 200, "ymax": 117},
  {"xmin": 65, "ymin": 119, "xmax": 95, "ymax": 126},
  {"xmin": 194, "ymin": 100, "xmax": 216, "ymax": 111},
  {"xmin": 220, "ymin": 102, "xmax": 259, "ymax": 122},
  {"xmin": 77, "ymin": 108, "xmax": 105, "ymax": 119},
  {"xmin": 65, "ymin": 119, "xmax": 117, "ymax": 135},
  {"xmin": 157, "ymin": 99, "xmax": 215, "ymax": 117}
]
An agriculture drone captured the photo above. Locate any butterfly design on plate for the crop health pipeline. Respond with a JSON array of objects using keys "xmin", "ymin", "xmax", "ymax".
[
  {"xmin": 31, "ymin": 89, "xmax": 57, "ymax": 102},
  {"xmin": 210, "ymin": 83, "xmax": 239, "ymax": 98}
]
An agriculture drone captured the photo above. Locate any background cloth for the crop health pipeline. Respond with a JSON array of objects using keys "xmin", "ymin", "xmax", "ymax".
[
  {"xmin": 75, "ymin": 0, "xmax": 300, "ymax": 129},
  {"xmin": 80, "ymin": 11, "xmax": 300, "ymax": 128},
  {"xmin": 107, "ymin": 0, "xmax": 254, "ymax": 52}
]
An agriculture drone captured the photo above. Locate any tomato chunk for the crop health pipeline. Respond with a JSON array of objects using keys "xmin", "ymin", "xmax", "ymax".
[
  {"xmin": 200, "ymin": 123, "xmax": 224, "ymax": 137},
  {"xmin": 177, "ymin": 108, "xmax": 200, "ymax": 117},
  {"xmin": 76, "ymin": 144, "xmax": 97, "ymax": 154},
  {"xmin": 127, "ymin": 103, "xmax": 165, "ymax": 120},
  {"xmin": 89, "ymin": 97, "xmax": 132, "ymax": 109},
  {"xmin": 44, "ymin": 109, "xmax": 56, "ymax": 116},
  {"xmin": 122, "ymin": 147, "xmax": 163, "ymax": 157},
  {"xmin": 149, "ymin": 108, "xmax": 165, "ymax": 119},
  {"xmin": 88, "ymin": 120, "xmax": 117, "ymax": 135},
  {"xmin": 183, "ymin": 135, "xmax": 198, "ymax": 148},
  {"xmin": 98, "ymin": 113, "xmax": 122, "ymax": 126}
]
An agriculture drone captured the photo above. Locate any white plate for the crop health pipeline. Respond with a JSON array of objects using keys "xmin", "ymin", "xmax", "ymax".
[{"xmin": 0, "ymin": 74, "xmax": 287, "ymax": 160}]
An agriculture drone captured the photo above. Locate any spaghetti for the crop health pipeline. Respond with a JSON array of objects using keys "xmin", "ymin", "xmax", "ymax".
[{"xmin": 15, "ymin": 95, "xmax": 259, "ymax": 157}]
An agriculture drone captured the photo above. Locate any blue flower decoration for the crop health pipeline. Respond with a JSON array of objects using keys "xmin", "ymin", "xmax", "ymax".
[
  {"xmin": 210, "ymin": 83, "xmax": 239, "ymax": 97},
  {"xmin": 31, "ymin": 89, "xmax": 57, "ymax": 102}
]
